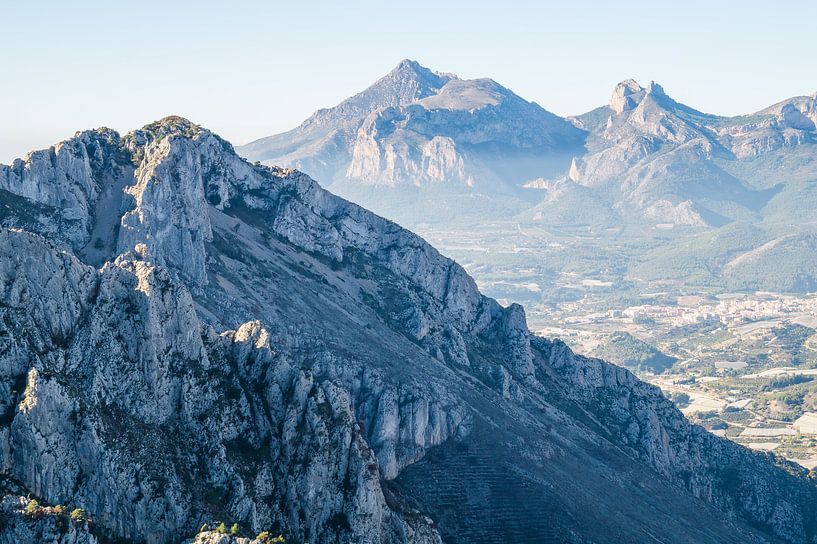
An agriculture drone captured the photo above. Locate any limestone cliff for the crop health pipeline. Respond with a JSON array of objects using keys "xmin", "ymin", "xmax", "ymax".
[{"xmin": 1, "ymin": 118, "xmax": 816, "ymax": 544}]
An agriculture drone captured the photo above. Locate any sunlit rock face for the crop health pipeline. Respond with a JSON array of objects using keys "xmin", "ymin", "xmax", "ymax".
[
  {"xmin": 717, "ymin": 93, "xmax": 817, "ymax": 158},
  {"xmin": 549, "ymin": 79, "xmax": 817, "ymax": 229},
  {"xmin": 1, "ymin": 118, "xmax": 817, "ymax": 544}
]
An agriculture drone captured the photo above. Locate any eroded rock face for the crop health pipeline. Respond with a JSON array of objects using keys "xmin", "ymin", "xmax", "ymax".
[
  {"xmin": 2, "ymin": 118, "xmax": 817, "ymax": 544},
  {"xmin": 536, "ymin": 336, "xmax": 817, "ymax": 543},
  {"xmin": 0, "ymin": 129, "xmax": 131, "ymax": 251},
  {"xmin": 717, "ymin": 95, "xmax": 817, "ymax": 158},
  {"xmin": 0, "ymin": 229, "xmax": 450, "ymax": 544}
]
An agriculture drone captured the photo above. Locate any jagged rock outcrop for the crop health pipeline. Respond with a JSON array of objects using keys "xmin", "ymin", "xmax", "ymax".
[
  {"xmin": 0, "ymin": 226, "xmax": 449, "ymax": 544},
  {"xmin": 2, "ymin": 118, "xmax": 817, "ymax": 544},
  {"xmin": 0, "ymin": 129, "xmax": 131, "ymax": 252}
]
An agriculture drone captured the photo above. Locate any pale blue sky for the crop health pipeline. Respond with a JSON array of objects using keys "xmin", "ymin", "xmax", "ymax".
[{"xmin": 2, "ymin": 0, "xmax": 816, "ymax": 163}]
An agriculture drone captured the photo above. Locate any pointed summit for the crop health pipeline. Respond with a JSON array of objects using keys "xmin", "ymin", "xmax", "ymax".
[
  {"xmin": 646, "ymin": 80, "xmax": 666, "ymax": 97},
  {"xmin": 385, "ymin": 59, "xmax": 458, "ymax": 86},
  {"xmin": 388, "ymin": 58, "xmax": 437, "ymax": 79},
  {"xmin": 609, "ymin": 80, "xmax": 673, "ymax": 113},
  {"xmin": 295, "ymin": 59, "xmax": 454, "ymax": 131},
  {"xmin": 609, "ymin": 79, "xmax": 647, "ymax": 113},
  {"xmin": 358, "ymin": 59, "xmax": 453, "ymax": 108}
]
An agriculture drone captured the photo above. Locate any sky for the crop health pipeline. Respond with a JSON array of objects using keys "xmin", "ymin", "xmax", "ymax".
[{"xmin": 2, "ymin": 0, "xmax": 816, "ymax": 163}]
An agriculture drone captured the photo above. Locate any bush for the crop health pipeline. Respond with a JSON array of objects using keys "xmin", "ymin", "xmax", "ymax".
[
  {"xmin": 70, "ymin": 508, "xmax": 86, "ymax": 523},
  {"xmin": 671, "ymin": 392, "xmax": 691, "ymax": 407},
  {"xmin": 215, "ymin": 522, "xmax": 227, "ymax": 534},
  {"xmin": 256, "ymin": 532, "xmax": 286, "ymax": 543},
  {"xmin": 24, "ymin": 499, "xmax": 39, "ymax": 516},
  {"xmin": 230, "ymin": 523, "xmax": 240, "ymax": 536}
]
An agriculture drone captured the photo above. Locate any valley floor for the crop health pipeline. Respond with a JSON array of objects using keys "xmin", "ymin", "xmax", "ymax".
[{"xmin": 415, "ymin": 221, "xmax": 817, "ymax": 471}]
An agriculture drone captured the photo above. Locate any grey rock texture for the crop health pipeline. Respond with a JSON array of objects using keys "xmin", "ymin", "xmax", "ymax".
[{"xmin": 1, "ymin": 118, "xmax": 816, "ymax": 544}]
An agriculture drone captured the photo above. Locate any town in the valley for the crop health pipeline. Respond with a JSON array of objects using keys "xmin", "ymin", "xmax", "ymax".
[{"xmin": 419, "ymin": 221, "xmax": 817, "ymax": 470}]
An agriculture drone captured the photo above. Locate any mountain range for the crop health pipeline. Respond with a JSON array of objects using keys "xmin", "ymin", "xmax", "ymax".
[
  {"xmin": 1, "ymin": 117, "xmax": 817, "ymax": 543},
  {"xmin": 240, "ymin": 60, "xmax": 584, "ymax": 192},
  {"xmin": 239, "ymin": 60, "xmax": 586, "ymax": 224},
  {"xmin": 239, "ymin": 60, "xmax": 817, "ymax": 227},
  {"xmin": 238, "ymin": 60, "xmax": 817, "ymax": 294}
]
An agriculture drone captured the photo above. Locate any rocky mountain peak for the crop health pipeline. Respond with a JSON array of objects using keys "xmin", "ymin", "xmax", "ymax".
[
  {"xmin": 645, "ymin": 80, "xmax": 666, "ymax": 97},
  {"xmin": 388, "ymin": 58, "xmax": 456, "ymax": 86},
  {"xmin": 609, "ymin": 79, "xmax": 646, "ymax": 113},
  {"xmin": 609, "ymin": 79, "xmax": 670, "ymax": 114},
  {"xmin": 303, "ymin": 60, "xmax": 453, "ymax": 129}
]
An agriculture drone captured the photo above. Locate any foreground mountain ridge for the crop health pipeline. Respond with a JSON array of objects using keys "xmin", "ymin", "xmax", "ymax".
[{"xmin": 0, "ymin": 118, "xmax": 816, "ymax": 543}]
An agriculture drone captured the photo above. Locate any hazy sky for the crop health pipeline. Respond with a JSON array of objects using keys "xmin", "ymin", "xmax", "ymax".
[{"xmin": 2, "ymin": 0, "xmax": 816, "ymax": 163}]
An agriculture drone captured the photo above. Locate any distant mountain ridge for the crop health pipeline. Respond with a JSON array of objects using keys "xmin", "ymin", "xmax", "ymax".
[
  {"xmin": 559, "ymin": 79, "xmax": 768, "ymax": 227},
  {"xmin": 238, "ymin": 60, "xmax": 585, "ymax": 223},
  {"xmin": 239, "ymin": 61, "xmax": 817, "ymax": 233},
  {"xmin": 238, "ymin": 60, "xmax": 456, "ymax": 185}
]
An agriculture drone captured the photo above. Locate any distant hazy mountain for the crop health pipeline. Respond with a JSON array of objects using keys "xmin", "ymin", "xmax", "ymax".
[
  {"xmin": 515, "ymin": 80, "xmax": 817, "ymax": 292},
  {"xmin": 238, "ymin": 60, "xmax": 585, "ymax": 224},
  {"xmin": 239, "ymin": 60, "xmax": 454, "ymax": 185},
  {"xmin": 543, "ymin": 80, "xmax": 817, "ymax": 228},
  {"xmin": 241, "ymin": 63, "xmax": 817, "ymax": 231}
]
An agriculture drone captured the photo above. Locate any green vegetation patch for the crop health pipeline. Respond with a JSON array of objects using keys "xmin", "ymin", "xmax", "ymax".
[{"xmin": 591, "ymin": 331, "xmax": 677, "ymax": 373}]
